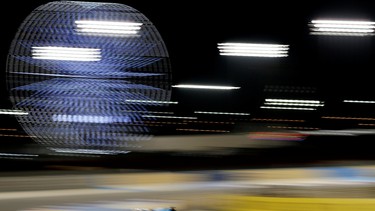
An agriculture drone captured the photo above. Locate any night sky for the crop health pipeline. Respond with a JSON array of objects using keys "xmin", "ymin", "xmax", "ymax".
[{"xmin": 2, "ymin": 0, "xmax": 375, "ymax": 110}]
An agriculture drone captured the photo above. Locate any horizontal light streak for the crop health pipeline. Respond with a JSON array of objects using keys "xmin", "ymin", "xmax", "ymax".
[
  {"xmin": 126, "ymin": 100, "xmax": 178, "ymax": 104},
  {"xmin": 261, "ymin": 106, "xmax": 316, "ymax": 111},
  {"xmin": 183, "ymin": 120, "xmax": 235, "ymax": 124},
  {"xmin": 344, "ymin": 100, "xmax": 375, "ymax": 104},
  {"xmin": 218, "ymin": 42, "xmax": 289, "ymax": 57},
  {"xmin": 322, "ymin": 116, "xmax": 375, "ymax": 121},
  {"xmin": 194, "ymin": 111, "xmax": 250, "ymax": 116},
  {"xmin": 111, "ymin": 110, "xmax": 174, "ymax": 115},
  {"xmin": 359, "ymin": 123, "xmax": 375, "ymax": 126},
  {"xmin": 268, "ymin": 126, "xmax": 320, "ymax": 130},
  {"xmin": 176, "ymin": 128, "xmax": 230, "ymax": 133},
  {"xmin": 263, "ymin": 99, "xmax": 323, "ymax": 110},
  {"xmin": 299, "ymin": 129, "xmax": 375, "ymax": 136},
  {"xmin": 249, "ymin": 132, "xmax": 306, "ymax": 141},
  {"xmin": 172, "ymin": 84, "xmax": 240, "ymax": 90},
  {"xmin": 310, "ymin": 20, "xmax": 375, "ymax": 36},
  {"xmin": 299, "ymin": 130, "xmax": 355, "ymax": 136},
  {"xmin": 0, "ymin": 134, "xmax": 35, "ymax": 138},
  {"xmin": 0, "ymin": 109, "xmax": 28, "ymax": 115},
  {"xmin": 310, "ymin": 32, "xmax": 373, "ymax": 36},
  {"xmin": 0, "ymin": 128, "xmax": 17, "ymax": 131},
  {"xmin": 142, "ymin": 115, "xmax": 197, "ymax": 120},
  {"xmin": 142, "ymin": 121, "xmax": 187, "ymax": 125},
  {"xmin": 264, "ymin": 102, "xmax": 324, "ymax": 107},
  {"xmin": 52, "ymin": 114, "xmax": 129, "ymax": 123},
  {"xmin": 265, "ymin": 99, "xmax": 322, "ymax": 104},
  {"xmin": 32, "ymin": 46, "xmax": 101, "ymax": 61},
  {"xmin": 51, "ymin": 148, "xmax": 130, "ymax": 155},
  {"xmin": 251, "ymin": 118, "xmax": 305, "ymax": 122},
  {"xmin": 75, "ymin": 20, "xmax": 142, "ymax": 35},
  {"xmin": 0, "ymin": 153, "xmax": 38, "ymax": 157}
]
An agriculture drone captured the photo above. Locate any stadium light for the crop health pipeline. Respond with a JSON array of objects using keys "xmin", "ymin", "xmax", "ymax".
[
  {"xmin": 75, "ymin": 20, "xmax": 142, "ymax": 36},
  {"xmin": 310, "ymin": 19, "xmax": 375, "ymax": 36},
  {"xmin": 218, "ymin": 43, "xmax": 289, "ymax": 57},
  {"xmin": 32, "ymin": 46, "xmax": 101, "ymax": 61}
]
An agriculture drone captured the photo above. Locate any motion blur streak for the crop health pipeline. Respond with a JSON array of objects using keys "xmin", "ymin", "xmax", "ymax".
[
  {"xmin": 6, "ymin": 1, "xmax": 172, "ymax": 153},
  {"xmin": 172, "ymin": 84, "xmax": 240, "ymax": 90}
]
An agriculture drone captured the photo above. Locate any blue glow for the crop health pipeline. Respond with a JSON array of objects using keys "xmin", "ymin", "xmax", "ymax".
[{"xmin": 6, "ymin": 1, "xmax": 172, "ymax": 152}]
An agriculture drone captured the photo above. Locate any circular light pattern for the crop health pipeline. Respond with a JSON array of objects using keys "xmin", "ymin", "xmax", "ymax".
[{"xmin": 6, "ymin": 1, "xmax": 172, "ymax": 154}]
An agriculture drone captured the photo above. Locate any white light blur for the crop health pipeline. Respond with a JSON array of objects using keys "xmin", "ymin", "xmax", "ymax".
[
  {"xmin": 32, "ymin": 46, "xmax": 101, "ymax": 61},
  {"xmin": 264, "ymin": 102, "xmax": 324, "ymax": 107},
  {"xmin": 126, "ymin": 100, "xmax": 178, "ymax": 104},
  {"xmin": 344, "ymin": 100, "xmax": 375, "ymax": 104},
  {"xmin": 218, "ymin": 43, "xmax": 289, "ymax": 57},
  {"xmin": 52, "ymin": 114, "xmax": 129, "ymax": 123},
  {"xmin": 0, "ymin": 109, "xmax": 28, "ymax": 115},
  {"xmin": 172, "ymin": 84, "xmax": 240, "ymax": 90},
  {"xmin": 51, "ymin": 148, "xmax": 130, "ymax": 155},
  {"xmin": 310, "ymin": 20, "xmax": 375, "ymax": 36},
  {"xmin": 194, "ymin": 111, "xmax": 250, "ymax": 116},
  {"xmin": 142, "ymin": 115, "xmax": 197, "ymax": 120},
  {"xmin": 263, "ymin": 99, "xmax": 324, "ymax": 110},
  {"xmin": 265, "ymin": 99, "xmax": 322, "ymax": 104},
  {"xmin": 0, "ymin": 153, "xmax": 39, "ymax": 157},
  {"xmin": 297, "ymin": 129, "xmax": 375, "ymax": 136},
  {"xmin": 261, "ymin": 106, "xmax": 317, "ymax": 111},
  {"xmin": 75, "ymin": 20, "xmax": 142, "ymax": 36}
]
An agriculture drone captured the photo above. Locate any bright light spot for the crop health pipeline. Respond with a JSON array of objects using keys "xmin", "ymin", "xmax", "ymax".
[
  {"xmin": 172, "ymin": 84, "xmax": 240, "ymax": 90},
  {"xmin": 0, "ymin": 109, "xmax": 28, "ymax": 115},
  {"xmin": 265, "ymin": 99, "xmax": 322, "ymax": 104},
  {"xmin": 75, "ymin": 20, "xmax": 142, "ymax": 36},
  {"xmin": 218, "ymin": 43, "xmax": 289, "ymax": 57},
  {"xmin": 32, "ymin": 46, "xmax": 101, "ymax": 61},
  {"xmin": 310, "ymin": 19, "xmax": 375, "ymax": 36},
  {"xmin": 262, "ymin": 99, "xmax": 323, "ymax": 110},
  {"xmin": 264, "ymin": 102, "xmax": 324, "ymax": 107}
]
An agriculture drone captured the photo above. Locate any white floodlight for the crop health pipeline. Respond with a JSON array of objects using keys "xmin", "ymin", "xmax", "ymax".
[
  {"xmin": 218, "ymin": 43, "xmax": 289, "ymax": 57},
  {"xmin": 75, "ymin": 20, "xmax": 142, "ymax": 36},
  {"xmin": 32, "ymin": 46, "xmax": 101, "ymax": 61},
  {"xmin": 310, "ymin": 19, "xmax": 375, "ymax": 36}
]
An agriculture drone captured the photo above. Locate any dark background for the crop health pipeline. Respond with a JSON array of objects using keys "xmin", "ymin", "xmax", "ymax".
[{"xmin": 1, "ymin": 0, "xmax": 375, "ymax": 171}]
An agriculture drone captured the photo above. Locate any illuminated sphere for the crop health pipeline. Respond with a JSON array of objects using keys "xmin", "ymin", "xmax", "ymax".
[{"xmin": 6, "ymin": 1, "xmax": 172, "ymax": 154}]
